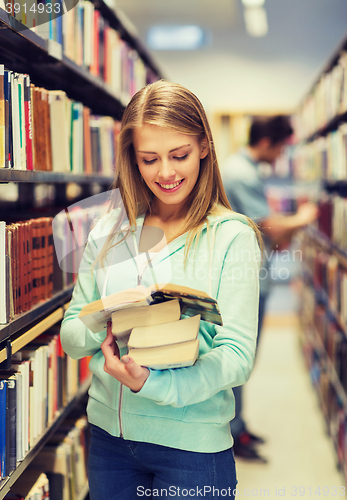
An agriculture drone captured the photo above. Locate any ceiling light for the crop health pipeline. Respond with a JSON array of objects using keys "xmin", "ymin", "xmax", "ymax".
[
  {"xmin": 244, "ymin": 6, "xmax": 268, "ymax": 37},
  {"xmin": 242, "ymin": 0, "xmax": 265, "ymax": 7},
  {"xmin": 147, "ymin": 25, "xmax": 206, "ymax": 50}
]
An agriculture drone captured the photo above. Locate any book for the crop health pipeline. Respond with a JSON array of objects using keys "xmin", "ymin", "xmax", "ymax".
[
  {"xmin": 127, "ymin": 314, "xmax": 201, "ymax": 370},
  {"xmin": 111, "ymin": 298, "xmax": 180, "ymax": 345},
  {"xmin": 0, "ymin": 65, "xmax": 5, "ymax": 168},
  {"xmin": 79, "ymin": 283, "xmax": 222, "ymax": 334},
  {"xmin": 128, "ymin": 314, "xmax": 200, "ymax": 349},
  {"xmin": 0, "ymin": 221, "xmax": 7, "ymax": 324},
  {"xmin": 129, "ymin": 340, "xmax": 200, "ymax": 370},
  {"xmin": 0, "ymin": 379, "xmax": 6, "ymax": 479}
]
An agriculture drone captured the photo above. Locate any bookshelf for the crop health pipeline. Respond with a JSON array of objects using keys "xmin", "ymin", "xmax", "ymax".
[
  {"xmin": 0, "ymin": 0, "xmax": 162, "ymax": 498},
  {"xmin": 294, "ymin": 30, "xmax": 347, "ymax": 484},
  {"xmin": 0, "ymin": 378, "xmax": 90, "ymax": 500}
]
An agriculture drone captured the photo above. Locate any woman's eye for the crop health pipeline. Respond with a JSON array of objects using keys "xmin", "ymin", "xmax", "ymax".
[
  {"xmin": 142, "ymin": 158, "xmax": 157, "ymax": 165},
  {"xmin": 174, "ymin": 154, "xmax": 188, "ymax": 161}
]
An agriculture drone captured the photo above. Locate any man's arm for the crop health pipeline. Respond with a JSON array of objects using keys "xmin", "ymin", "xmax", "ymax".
[{"xmin": 260, "ymin": 202, "xmax": 319, "ymax": 244}]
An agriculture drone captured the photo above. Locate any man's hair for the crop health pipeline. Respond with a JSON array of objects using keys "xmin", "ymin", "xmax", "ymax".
[{"xmin": 249, "ymin": 115, "xmax": 293, "ymax": 146}]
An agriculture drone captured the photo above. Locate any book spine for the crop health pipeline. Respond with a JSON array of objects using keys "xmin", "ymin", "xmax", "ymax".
[
  {"xmin": 39, "ymin": 217, "xmax": 46, "ymax": 301},
  {"xmin": 26, "ymin": 220, "xmax": 33, "ymax": 311},
  {"xmin": 0, "ymin": 221, "xmax": 8, "ymax": 324},
  {"xmin": 0, "ymin": 380, "xmax": 6, "ymax": 479},
  {"xmin": 13, "ymin": 224, "xmax": 20, "ymax": 315},
  {"xmin": 18, "ymin": 221, "xmax": 25, "ymax": 313},
  {"xmin": 5, "ymin": 377, "xmax": 17, "ymax": 476},
  {"xmin": 47, "ymin": 218, "xmax": 54, "ymax": 298},
  {"xmin": 32, "ymin": 218, "xmax": 41, "ymax": 305},
  {"xmin": 0, "ymin": 65, "xmax": 5, "ymax": 169},
  {"xmin": 3, "ymin": 70, "xmax": 11, "ymax": 168},
  {"xmin": 18, "ymin": 75, "xmax": 27, "ymax": 171},
  {"xmin": 24, "ymin": 75, "xmax": 34, "ymax": 171}
]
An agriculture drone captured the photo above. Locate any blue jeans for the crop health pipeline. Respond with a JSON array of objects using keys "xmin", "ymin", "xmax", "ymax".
[
  {"xmin": 230, "ymin": 294, "xmax": 268, "ymax": 440},
  {"xmin": 88, "ymin": 425, "xmax": 237, "ymax": 500}
]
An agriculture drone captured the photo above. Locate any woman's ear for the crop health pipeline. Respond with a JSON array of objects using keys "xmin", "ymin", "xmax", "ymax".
[{"xmin": 200, "ymin": 138, "xmax": 209, "ymax": 159}]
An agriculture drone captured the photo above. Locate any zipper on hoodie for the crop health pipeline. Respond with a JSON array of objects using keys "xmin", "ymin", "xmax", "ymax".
[
  {"xmin": 118, "ymin": 270, "xmax": 143, "ymax": 438},
  {"xmin": 118, "ymin": 384, "xmax": 124, "ymax": 438}
]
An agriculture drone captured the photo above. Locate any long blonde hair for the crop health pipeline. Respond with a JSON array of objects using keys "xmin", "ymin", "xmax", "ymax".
[{"xmin": 95, "ymin": 80, "xmax": 262, "ymax": 269}]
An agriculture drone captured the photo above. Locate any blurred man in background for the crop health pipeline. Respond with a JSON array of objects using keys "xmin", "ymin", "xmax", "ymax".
[{"xmin": 222, "ymin": 115, "xmax": 318, "ymax": 462}]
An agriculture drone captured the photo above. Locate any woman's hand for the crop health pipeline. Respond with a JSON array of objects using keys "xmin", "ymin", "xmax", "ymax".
[{"xmin": 101, "ymin": 322, "xmax": 150, "ymax": 392}]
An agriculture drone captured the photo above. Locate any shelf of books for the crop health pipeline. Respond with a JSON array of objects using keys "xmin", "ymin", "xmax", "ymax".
[
  {"xmin": 294, "ymin": 30, "xmax": 347, "ymax": 485},
  {"xmin": 0, "ymin": 0, "xmax": 162, "ymax": 496}
]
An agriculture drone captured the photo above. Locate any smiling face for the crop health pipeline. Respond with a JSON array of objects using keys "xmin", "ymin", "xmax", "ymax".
[{"xmin": 133, "ymin": 124, "xmax": 208, "ymax": 217}]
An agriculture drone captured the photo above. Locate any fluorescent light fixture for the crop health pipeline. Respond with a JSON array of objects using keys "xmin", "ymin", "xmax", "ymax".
[
  {"xmin": 244, "ymin": 6, "xmax": 268, "ymax": 37},
  {"xmin": 242, "ymin": 0, "xmax": 265, "ymax": 7},
  {"xmin": 147, "ymin": 25, "xmax": 206, "ymax": 50}
]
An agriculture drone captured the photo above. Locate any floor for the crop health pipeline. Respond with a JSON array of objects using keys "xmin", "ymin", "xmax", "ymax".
[{"xmin": 235, "ymin": 285, "xmax": 345, "ymax": 498}]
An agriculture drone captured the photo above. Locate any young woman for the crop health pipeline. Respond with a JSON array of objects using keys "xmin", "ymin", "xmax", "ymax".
[{"xmin": 60, "ymin": 80, "xmax": 261, "ymax": 500}]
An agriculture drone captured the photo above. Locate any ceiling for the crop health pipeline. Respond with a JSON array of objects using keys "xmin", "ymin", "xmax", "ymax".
[{"xmin": 113, "ymin": 0, "xmax": 347, "ymax": 114}]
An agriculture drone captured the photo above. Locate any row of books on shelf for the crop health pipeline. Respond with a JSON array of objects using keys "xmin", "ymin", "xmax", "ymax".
[
  {"xmin": 4, "ymin": 415, "xmax": 88, "ymax": 500},
  {"xmin": 0, "ymin": 323, "xmax": 91, "ymax": 481},
  {"xmin": 299, "ymin": 318, "xmax": 347, "ymax": 481},
  {"xmin": 265, "ymin": 185, "xmax": 297, "ymax": 214},
  {"xmin": 293, "ymin": 122, "xmax": 347, "ymax": 182},
  {"xmin": 0, "ymin": 218, "xmax": 54, "ymax": 323},
  {"xmin": 301, "ymin": 234, "xmax": 347, "ymax": 329},
  {"xmin": 0, "ymin": 67, "xmax": 121, "ymax": 174},
  {"xmin": 0, "ymin": 0, "xmax": 157, "ymax": 102},
  {"xmin": 28, "ymin": 416, "xmax": 89, "ymax": 500},
  {"xmin": 300, "ymin": 282, "xmax": 347, "ymax": 389},
  {"xmin": 295, "ymin": 50, "xmax": 347, "ymax": 140},
  {"xmin": 4, "ymin": 472, "xmax": 50, "ymax": 499},
  {"xmin": 0, "ymin": 200, "xmax": 106, "ymax": 323},
  {"xmin": 312, "ymin": 194, "xmax": 347, "ymax": 253}
]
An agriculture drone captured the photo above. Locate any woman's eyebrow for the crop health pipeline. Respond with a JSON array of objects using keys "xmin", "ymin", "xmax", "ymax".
[{"xmin": 137, "ymin": 144, "xmax": 190, "ymax": 154}]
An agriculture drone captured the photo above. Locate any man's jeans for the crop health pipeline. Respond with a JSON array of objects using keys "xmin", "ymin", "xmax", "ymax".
[{"xmin": 230, "ymin": 294, "xmax": 268, "ymax": 440}]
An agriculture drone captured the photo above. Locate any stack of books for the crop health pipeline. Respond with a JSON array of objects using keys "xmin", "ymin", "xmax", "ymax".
[{"xmin": 79, "ymin": 283, "xmax": 223, "ymax": 370}]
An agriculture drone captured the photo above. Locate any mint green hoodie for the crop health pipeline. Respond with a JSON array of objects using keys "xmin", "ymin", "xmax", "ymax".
[{"xmin": 60, "ymin": 210, "xmax": 260, "ymax": 453}]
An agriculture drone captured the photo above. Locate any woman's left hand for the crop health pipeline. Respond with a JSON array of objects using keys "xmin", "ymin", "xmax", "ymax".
[{"xmin": 101, "ymin": 322, "xmax": 150, "ymax": 392}]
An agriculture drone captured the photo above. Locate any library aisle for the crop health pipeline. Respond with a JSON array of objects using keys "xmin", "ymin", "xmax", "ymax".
[{"xmin": 236, "ymin": 285, "xmax": 345, "ymax": 496}]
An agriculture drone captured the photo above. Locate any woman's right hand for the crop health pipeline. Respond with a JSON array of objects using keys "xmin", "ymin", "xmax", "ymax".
[{"xmin": 101, "ymin": 322, "xmax": 150, "ymax": 393}]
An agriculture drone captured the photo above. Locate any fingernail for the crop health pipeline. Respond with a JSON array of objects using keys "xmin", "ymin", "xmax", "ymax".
[{"xmin": 122, "ymin": 356, "xmax": 130, "ymax": 364}]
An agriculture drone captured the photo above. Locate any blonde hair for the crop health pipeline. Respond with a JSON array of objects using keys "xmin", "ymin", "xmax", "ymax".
[{"xmin": 95, "ymin": 80, "xmax": 262, "ymax": 269}]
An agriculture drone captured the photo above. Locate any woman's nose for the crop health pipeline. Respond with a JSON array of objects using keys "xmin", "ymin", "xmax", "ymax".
[{"xmin": 158, "ymin": 159, "xmax": 176, "ymax": 179}]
